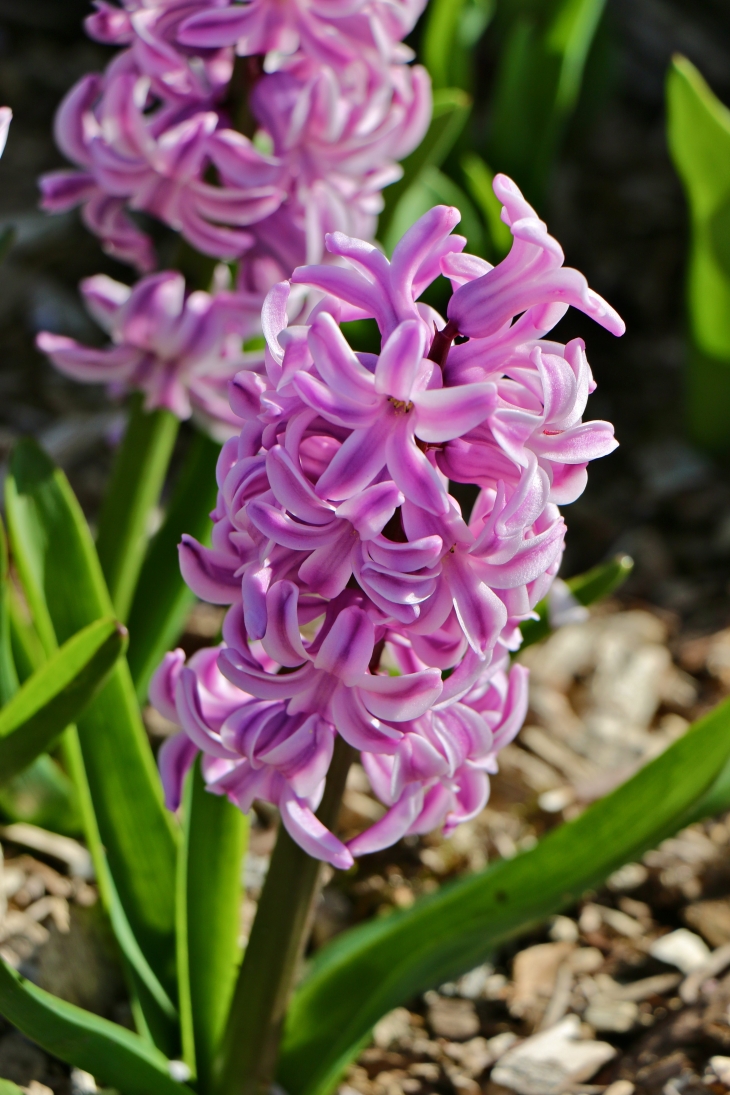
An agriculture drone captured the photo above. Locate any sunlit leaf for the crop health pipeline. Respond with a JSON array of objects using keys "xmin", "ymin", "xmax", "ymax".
[
  {"xmin": 5, "ymin": 439, "xmax": 178, "ymax": 1002},
  {"xmin": 519, "ymin": 554, "xmax": 633, "ymax": 648},
  {"xmin": 177, "ymin": 758, "xmax": 247, "ymax": 1090},
  {"xmin": 280, "ymin": 695, "xmax": 730, "ymax": 1095},
  {"xmin": 422, "ymin": 0, "xmax": 494, "ymax": 90},
  {"xmin": 382, "ymin": 166, "xmax": 484, "ymax": 256},
  {"xmin": 0, "ymin": 957, "xmax": 191, "ymax": 1095},
  {"xmin": 0, "ymin": 616, "xmax": 125, "ymax": 787}
]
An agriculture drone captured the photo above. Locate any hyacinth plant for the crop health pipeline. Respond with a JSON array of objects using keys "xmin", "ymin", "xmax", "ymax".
[{"xmin": 3, "ymin": 5, "xmax": 730, "ymax": 1095}]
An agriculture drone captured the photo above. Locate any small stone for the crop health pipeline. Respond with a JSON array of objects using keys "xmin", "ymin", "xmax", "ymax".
[
  {"xmin": 70, "ymin": 1070, "xmax": 97, "ymax": 1095},
  {"xmin": 650, "ymin": 929, "xmax": 711, "ymax": 973},
  {"xmin": 603, "ymin": 1083, "xmax": 635, "ymax": 1095},
  {"xmin": 24, "ymin": 1084, "xmax": 53, "ymax": 1095},
  {"xmin": 491, "ymin": 1015, "xmax": 616, "ymax": 1095},
  {"xmin": 456, "ymin": 964, "xmax": 492, "ymax": 999},
  {"xmin": 373, "ymin": 1008, "xmax": 413, "ymax": 1049},
  {"xmin": 609, "ymin": 863, "xmax": 648, "ymax": 893},
  {"xmin": 584, "ymin": 997, "xmax": 639, "ymax": 1033},
  {"xmin": 425, "ymin": 995, "xmax": 479, "ymax": 1040},
  {"xmin": 569, "ymin": 947, "xmax": 604, "ymax": 974},
  {"xmin": 509, "ymin": 942, "xmax": 574, "ymax": 1021},
  {"xmin": 684, "ymin": 899, "xmax": 730, "ymax": 948},
  {"xmin": 549, "ymin": 916, "xmax": 579, "ymax": 944},
  {"xmin": 709, "ymin": 1057, "xmax": 730, "ymax": 1085}
]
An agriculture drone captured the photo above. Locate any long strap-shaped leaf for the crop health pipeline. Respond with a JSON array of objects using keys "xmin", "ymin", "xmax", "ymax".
[
  {"xmin": 95, "ymin": 394, "xmax": 179, "ymax": 622},
  {"xmin": 177, "ymin": 758, "xmax": 247, "ymax": 1090},
  {"xmin": 0, "ymin": 616, "xmax": 125, "ymax": 786},
  {"xmin": 0, "ymin": 957, "xmax": 191, "ymax": 1095},
  {"xmin": 127, "ymin": 431, "xmax": 220, "ymax": 703},
  {"xmin": 487, "ymin": 0, "xmax": 607, "ymax": 208},
  {"xmin": 5, "ymin": 439, "xmax": 178, "ymax": 997},
  {"xmin": 279, "ymin": 696, "xmax": 730, "ymax": 1095}
]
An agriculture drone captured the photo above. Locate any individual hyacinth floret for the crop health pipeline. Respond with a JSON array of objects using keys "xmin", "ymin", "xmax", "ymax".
[
  {"xmin": 152, "ymin": 177, "xmax": 625, "ymax": 866},
  {"xmin": 39, "ymin": 0, "xmax": 430, "ymax": 276},
  {"xmin": 37, "ymin": 270, "xmax": 265, "ymax": 436}
]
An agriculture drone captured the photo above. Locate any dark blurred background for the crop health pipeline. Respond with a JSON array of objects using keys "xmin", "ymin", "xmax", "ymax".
[{"xmin": 0, "ymin": 0, "xmax": 730, "ymax": 634}]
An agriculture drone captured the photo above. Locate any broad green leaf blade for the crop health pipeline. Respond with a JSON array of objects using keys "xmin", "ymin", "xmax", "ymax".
[
  {"xmin": 5, "ymin": 439, "xmax": 178, "ymax": 998},
  {"xmin": 0, "ymin": 957, "xmax": 191, "ymax": 1095},
  {"xmin": 488, "ymin": 0, "xmax": 607, "ymax": 207},
  {"xmin": 127, "ymin": 431, "xmax": 220, "ymax": 703},
  {"xmin": 279, "ymin": 695, "xmax": 730, "ymax": 1095},
  {"xmin": 519, "ymin": 554, "xmax": 633, "ymax": 649},
  {"xmin": 0, "ymin": 617, "xmax": 125, "ymax": 787},
  {"xmin": 382, "ymin": 167, "xmax": 485, "ymax": 257},
  {"xmin": 177, "ymin": 758, "xmax": 247, "ymax": 1090},
  {"xmin": 0, "ymin": 1079, "xmax": 23, "ymax": 1095},
  {"xmin": 378, "ymin": 88, "xmax": 471, "ymax": 242},
  {"xmin": 60, "ymin": 729, "xmax": 179, "ymax": 1056},
  {"xmin": 96, "ymin": 394, "xmax": 179, "ymax": 622}
]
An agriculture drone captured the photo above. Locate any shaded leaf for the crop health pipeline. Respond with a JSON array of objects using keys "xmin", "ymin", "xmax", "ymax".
[
  {"xmin": 0, "ymin": 957, "xmax": 191, "ymax": 1095},
  {"xmin": 422, "ymin": 0, "xmax": 494, "ymax": 90},
  {"xmin": 460, "ymin": 152, "xmax": 513, "ymax": 260},
  {"xmin": 0, "ymin": 754, "xmax": 80, "ymax": 836},
  {"xmin": 488, "ymin": 0, "xmax": 607, "ymax": 207},
  {"xmin": 0, "ymin": 616, "xmax": 125, "ymax": 787},
  {"xmin": 127, "ymin": 431, "xmax": 220, "ymax": 703}
]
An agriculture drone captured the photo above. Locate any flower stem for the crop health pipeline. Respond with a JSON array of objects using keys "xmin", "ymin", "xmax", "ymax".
[
  {"xmin": 95, "ymin": 394, "xmax": 179, "ymax": 622},
  {"xmin": 215, "ymin": 737, "xmax": 354, "ymax": 1095},
  {"xmin": 427, "ymin": 319, "xmax": 458, "ymax": 368}
]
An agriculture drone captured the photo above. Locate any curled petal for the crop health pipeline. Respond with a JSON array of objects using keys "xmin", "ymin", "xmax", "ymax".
[
  {"xmin": 158, "ymin": 732, "xmax": 198, "ymax": 812},
  {"xmin": 279, "ymin": 786, "xmax": 354, "ymax": 870},
  {"xmin": 347, "ymin": 784, "xmax": 425, "ymax": 858},
  {"xmin": 262, "ymin": 580, "xmax": 308, "ymax": 667},
  {"xmin": 179, "ymin": 535, "xmax": 240, "ymax": 604},
  {"xmin": 356, "ymin": 669, "xmax": 443, "ymax": 721}
]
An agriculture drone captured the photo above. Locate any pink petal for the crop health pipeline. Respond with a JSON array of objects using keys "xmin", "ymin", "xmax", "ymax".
[
  {"xmin": 178, "ymin": 535, "xmax": 240, "ymax": 604},
  {"xmin": 279, "ymin": 787, "xmax": 354, "ymax": 870},
  {"xmin": 374, "ymin": 320, "xmax": 426, "ymax": 401},
  {"xmin": 356, "ymin": 669, "xmax": 443, "ymax": 721},
  {"xmin": 347, "ymin": 784, "xmax": 425, "ymax": 857},
  {"xmin": 385, "ymin": 417, "xmax": 448, "ymax": 516},
  {"xmin": 262, "ymin": 581, "xmax": 308, "ymax": 668},
  {"xmin": 315, "ymin": 419, "xmax": 389, "ymax": 502},
  {"xmin": 314, "ymin": 605, "xmax": 374, "ymax": 685},
  {"xmin": 413, "ymin": 382, "xmax": 496, "ymax": 443},
  {"xmin": 294, "ymin": 371, "xmax": 381, "ymax": 430},
  {"xmin": 308, "ymin": 312, "xmax": 378, "ymax": 402}
]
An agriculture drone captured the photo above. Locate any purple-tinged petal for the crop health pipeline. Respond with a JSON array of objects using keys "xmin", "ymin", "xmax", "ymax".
[
  {"xmin": 279, "ymin": 786, "xmax": 354, "ymax": 870},
  {"xmin": 385, "ymin": 417, "xmax": 448, "ymax": 516},
  {"xmin": 248, "ymin": 500, "xmax": 341, "ymax": 551},
  {"xmin": 266, "ymin": 446, "xmax": 333, "ymax": 525},
  {"xmin": 443, "ymin": 551, "xmax": 508, "ymax": 656},
  {"xmin": 356, "ymin": 669, "xmax": 443, "ymax": 721},
  {"xmin": 314, "ymin": 605, "xmax": 374, "ymax": 684},
  {"xmin": 262, "ymin": 580, "xmax": 308, "ymax": 668},
  {"xmin": 530, "ymin": 420, "xmax": 618, "ymax": 463},
  {"xmin": 298, "ymin": 529, "xmax": 354, "ymax": 598},
  {"xmin": 308, "ymin": 312, "xmax": 377, "ymax": 402},
  {"xmin": 158, "ymin": 732, "xmax": 198, "ymax": 812},
  {"xmin": 178, "ymin": 535, "xmax": 240, "ymax": 604},
  {"xmin": 335, "ymin": 481, "xmax": 403, "ymax": 539},
  {"xmin": 374, "ymin": 320, "xmax": 426, "ymax": 400},
  {"xmin": 347, "ymin": 784, "xmax": 424, "ymax": 857},
  {"xmin": 413, "ymin": 382, "xmax": 496, "ymax": 443},
  {"xmin": 366, "ymin": 534, "xmax": 442, "ymax": 573},
  {"xmin": 315, "ymin": 419, "xmax": 389, "ymax": 502},
  {"xmin": 330, "ymin": 684, "xmax": 402, "ymax": 753},
  {"xmin": 294, "ymin": 371, "xmax": 381, "ymax": 430},
  {"xmin": 149, "ymin": 648, "xmax": 186, "ymax": 723},
  {"xmin": 219, "ymin": 646, "xmax": 314, "ymax": 701}
]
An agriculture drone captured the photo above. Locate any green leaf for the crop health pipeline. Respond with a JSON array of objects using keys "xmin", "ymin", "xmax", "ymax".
[
  {"xmin": 422, "ymin": 0, "xmax": 494, "ymax": 90},
  {"xmin": 0, "ymin": 957, "xmax": 191, "ymax": 1095},
  {"xmin": 96, "ymin": 394, "xmax": 180, "ymax": 622},
  {"xmin": 279, "ymin": 695, "xmax": 730, "ymax": 1095},
  {"xmin": 381, "ymin": 166, "xmax": 485, "ymax": 257},
  {"xmin": 0, "ymin": 519, "xmax": 19, "ymax": 706},
  {"xmin": 5, "ymin": 439, "xmax": 178, "ymax": 998},
  {"xmin": 0, "ymin": 616, "xmax": 125, "ymax": 787},
  {"xmin": 8, "ymin": 583, "xmax": 45, "ymax": 683},
  {"xmin": 488, "ymin": 0, "xmax": 607, "ymax": 207},
  {"xmin": 460, "ymin": 152, "xmax": 513, "ymax": 260},
  {"xmin": 177, "ymin": 758, "xmax": 247, "ymax": 1091},
  {"xmin": 675, "ymin": 48, "xmax": 730, "ymax": 454},
  {"xmin": 519, "ymin": 553, "xmax": 634, "ymax": 648},
  {"xmin": 127, "ymin": 431, "xmax": 220, "ymax": 703},
  {"xmin": 378, "ymin": 88, "xmax": 471, "ymax": 242},
  {"xmin": 0, "ymin": 1078, "xmax": 24, "ymax": 1095}
]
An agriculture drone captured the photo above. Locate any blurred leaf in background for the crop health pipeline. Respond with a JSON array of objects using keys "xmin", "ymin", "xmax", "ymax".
[
  {"xmin": 486, "ymin": 0, "xmax": 608, "ymax": 209},
  {"xmin": 667, "ymin": 55, "xmax": 730, "ymax": 451}
]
